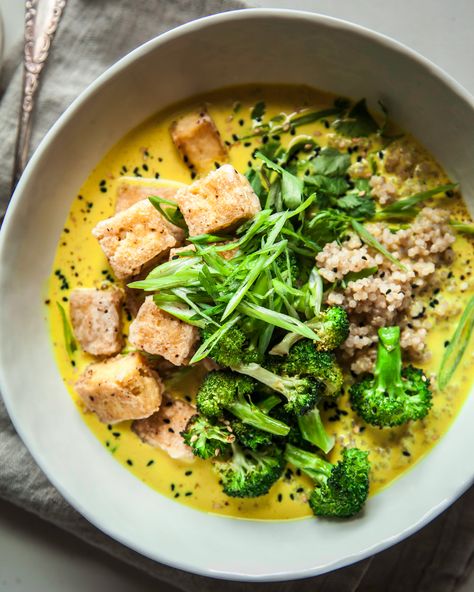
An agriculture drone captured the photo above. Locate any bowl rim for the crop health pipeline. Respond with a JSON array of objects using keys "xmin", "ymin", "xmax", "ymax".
[{"xmin": 1, "ymin": 8, "xmax": 474, "ymax": 582}]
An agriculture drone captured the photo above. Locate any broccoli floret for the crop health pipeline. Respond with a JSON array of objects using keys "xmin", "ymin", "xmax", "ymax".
[
  {"xmin": 181, "ymin": 415, "xmax": 234, "ymax": 460},
  {"xmin": 202, "ymin": 325, "xmax": 261, "ymax": 367},
  {"xmin": 270, "ymin": 306, "xmax": 350, "ymax": 355},
  {"xmin": 349, "ymin": 326, "xmax": 432, "ymax": 427},
  {"xmin": 232, "ymin": 362, "xmax": 323, "ymax": 416},
  {"xmin": 229, "ymin": 419, "xmax": 273, "ymax": 450},
  {"xmin": 275, "ymin": 250, "xmax": 301, "ymax": 284},
  {"xmin": 196, "ymin": 371, "xmax": 290, "ymax": 436},
  {"xmin": 214, "ymin": 443, "xmax": 285, "ymax": 498},
  {"xmin": 196, "ymin": 370, "xmax": 254, "ymax": 418},
  {"xmin": 285, "ymin": 444, "xmax": 370, "ymax": 518},
  {"xmin": 281, "ymin": 340, "xmax": 344, "ymax": 397},
  {"xmin": 228, "ymin": 394, "xmax": 281, "ymax": 450}
]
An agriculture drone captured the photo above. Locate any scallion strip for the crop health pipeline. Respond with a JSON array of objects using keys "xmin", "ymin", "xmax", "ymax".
[{"xmin": 438, "ymin": 296, "xmax": 474, "ymax": 390}]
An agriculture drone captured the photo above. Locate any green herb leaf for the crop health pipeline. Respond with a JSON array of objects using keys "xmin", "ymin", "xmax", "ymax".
[
  {"xmin": 351, "ymin": 219, "xmax": 406, "ymax": 270},
  {"xmin": 333, "ymin": 99, "xmax": 379, "ymax": 137},
  {"xmin": 438, "ymin": 296, "xmax": 474, "ymax": 390},
  {"xmin": 305, "ymin": 174, "xmax": 349, "ymax": 197},
  {"xmin": 337, "ymin": 193, "xmax": 376, "ymax": 219},
  {"xmin": 245, "ymin": 168, "xmax": 265, "ymax": 201},
  {"xmin": 251, "ymin": 100, "xmax": 266, "ymax": 121},
  {"xmin": 305, "ymin": 209, "xmax": 351, "ymax": 247},
  {"xmin": 56, "ymin": 302, "xmax": 77, "ymax": 359},
  {"xmin": 312, "ymin": 148, "xmax": 351, "ymax": 177},
  {"xmin": 256, "ymin": 151, "xmax": 303, "ymax": 209}
]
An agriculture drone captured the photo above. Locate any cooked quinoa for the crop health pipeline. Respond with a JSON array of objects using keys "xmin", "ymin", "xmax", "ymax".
[{"xmin": 317, "ymin": 207, "xmax": 457, "ymax": 373}]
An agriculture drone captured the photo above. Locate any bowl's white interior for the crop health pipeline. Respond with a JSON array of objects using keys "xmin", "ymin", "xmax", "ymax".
[{"xmin": 0, "ymin": 10, "xmax": 473, "ymax": 581}]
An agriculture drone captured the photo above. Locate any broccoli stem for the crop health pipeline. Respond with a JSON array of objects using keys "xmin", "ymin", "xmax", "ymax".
[
  {"xmin": 269, "ymin": 316, "xmax": 324, "ymax": 356},
  {"xmin": 225, "ymin": 394, "xmax": 290, "ymax": 436},
  {"xmin": 297, "ymin": 407, "xmax": 335, "ymax": 454},
  {"xmin": 284, "ymin": 443, "xmax": 332, "ymax": 482},
  {"xmin": 231, "ymin": 362, "xmax": 296, "ymax": 396},
  {"xmin": 375, "ymin": 326, "xmax": 403, "ymax": 394},
  {"xmin": 258, "ymin": 394, "xmax": 282, "ymax": 414}
]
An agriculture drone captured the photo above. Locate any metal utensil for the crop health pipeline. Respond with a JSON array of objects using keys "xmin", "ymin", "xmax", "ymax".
[{"xmin": 11, "ymin": 0, "xmax": 67, "ymax": 192}]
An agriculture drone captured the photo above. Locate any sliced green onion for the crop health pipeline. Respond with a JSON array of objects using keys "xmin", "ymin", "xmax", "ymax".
[
  {"xmin": 352, "ymin": 219, "xmax": 406, "ymax": 271},
  {"xmin": 238, "ymin": 302, "xmax": 318, "ymax": 339},
  {"xmin": 438, "ymin": 296, "xmax": 474, "ymax": 390},
  {"xmin": 375, "ymin": 183, "xmax": 458, "ymax": 219},
  {"xmin": 56, "ymin": 302, "xmax": 77, "ymax": 359},
  {"xmin": 450, "ymin": 221, "xmax": 474, "ymax": 235}
]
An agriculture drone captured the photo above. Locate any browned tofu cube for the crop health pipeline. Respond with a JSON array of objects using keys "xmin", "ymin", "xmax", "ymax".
[
  {"xmin": 69, "ymin": 288, "xmax": 123, "ymax": 356},
  {"xmin": 170, "ymin": 108, "xmax": 228, "ymax": 174},
  {"xmin": 128, "ymin": 296, "xmax": 199, "ymax": 366},
  {"xmin": 75, "ymin": 352, "xmax": 163, "ymax": 424},
  {"xmin": 115, "ymin": 177, "xmax": 183, "ymax": 213},
  {"xmin": 92, "ymin": 199, "xmax": 184, "ymax": 279},
  {"xmin": 132, "ymin": 396, "xmax": 195, "ymax": 461},
  {"xmin": 176, "ymin": 164, "xmax": 261, "ymax": 236}
]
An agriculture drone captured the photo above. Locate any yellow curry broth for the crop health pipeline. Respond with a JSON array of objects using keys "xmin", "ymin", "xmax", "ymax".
[{"xmin": 47, "ymin": 85, "xmax": 474, "ymax": 520}]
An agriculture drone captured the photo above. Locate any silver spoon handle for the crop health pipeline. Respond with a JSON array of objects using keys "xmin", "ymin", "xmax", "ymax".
[{"xmin": 11, "ymin": 0, "xmax": 67, "ymax": 192}]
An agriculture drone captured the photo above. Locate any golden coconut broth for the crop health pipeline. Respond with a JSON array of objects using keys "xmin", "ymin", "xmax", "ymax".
[{"xmin": 47, "ymin": 86, "xmax": 474, "ymax": 520}]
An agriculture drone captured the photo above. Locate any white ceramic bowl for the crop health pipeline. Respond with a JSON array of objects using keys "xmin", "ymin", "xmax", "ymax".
[{"xmin": 1, "ymin": 9, "xmax": 473, "ymax": 582}]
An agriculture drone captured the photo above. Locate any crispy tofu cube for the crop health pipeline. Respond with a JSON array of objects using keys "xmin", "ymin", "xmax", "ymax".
[
  {"xmin": 176, "ymin": 164, "xmax": 261, "ymax": 236},
  {"xmin": 92, "ymin": 199, "xmax": 184, "ymax": 279},
  {"xmin": 115, "ymin": 177, "xmax": 183, "ymax": 213},
  {"xmin": 132, "ymin": 396, "xmax": 195, "ymax": 461},
  {"xmin": 75, "ymin": 352, "xmax": 163, "ymax": 424},
  {"xmin": 170, "ymin": 108, "xmax": 228, "ymax": 174},
  {"xmin": 129, "ymin": 296, "xmax": 199, "ymax": 366},
  {"xmin": 70, "ymin": 288, "xmax": 123, "ymax": 356}
]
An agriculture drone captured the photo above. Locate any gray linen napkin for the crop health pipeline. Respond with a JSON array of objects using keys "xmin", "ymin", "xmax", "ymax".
[{"xmin": 0, "ymin": 1, "xmax": 473, "ymax": 590}]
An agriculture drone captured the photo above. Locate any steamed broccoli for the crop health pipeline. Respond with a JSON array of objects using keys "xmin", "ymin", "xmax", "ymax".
[
  {"xmin": 275, "ymin": 250, "xmax": 302, "ymax": 284},
  {"xmin": 181, "ymin": 415, "xmax": 234, "ymax": 460},
  {"xmin": 281, "ymin": 340, "xmax": 344, "ymax": 397},
  {"xmin": 196, "ymin": 371, "xmax": 290, "ymax": 436},
  {"xmin": 349, "ymin": 326, "xmax": 432, "ymax": 427},
  {"xmin": 229, "ymin": 420, "xmax": 273, "ymax": 450},
  {"xmin": 196, "ymin": 370, "xmax": 254, "ymax": 418},
  {"xmin": 272, "ymin": 403, "xmax": 334, "ymax": 454},
  {"xmin": 228, "ymin": 394, "xmax": 281, "ymax": 450},
  {"xmin": 232, "ymin": 362, "xmax": 323, "ymax": 416},
  {"xmin": 202, "ymin": 325, "xmax": 261, "ymax": 367},
  {"xmin": 285, "ymin": 444, "xmax": 370, "ymax": 518},
  {"xmin": 297, "ymin": 406, "xmax": 335, "ymax": 454},
  {"xmin": 270, "ymin": 306, "xmax": 350, "ymax": 355},
  {"xmin": 214, "ymin": 442, "xmax": 285, "ymax": 498}
]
